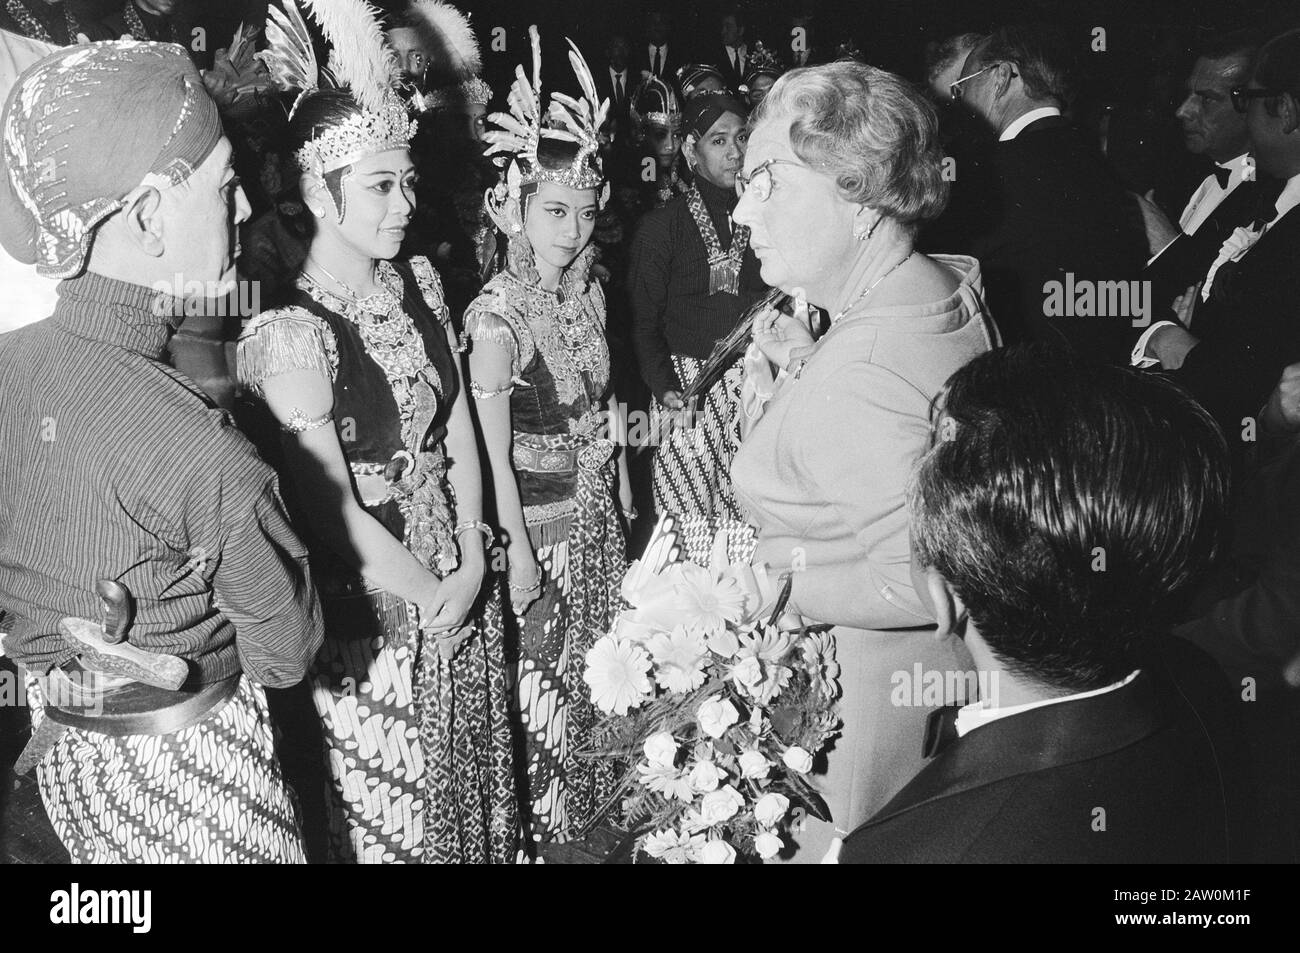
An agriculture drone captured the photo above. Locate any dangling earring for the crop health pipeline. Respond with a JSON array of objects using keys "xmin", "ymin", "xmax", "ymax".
[{"xmin": 854, "ymin": 208, "xmax": 880, "ymax": 241}]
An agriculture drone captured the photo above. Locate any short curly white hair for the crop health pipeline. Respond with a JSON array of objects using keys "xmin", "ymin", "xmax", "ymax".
[{"xmin": 751, "ymin": 62, "xmax": 949, "ymax": 229}]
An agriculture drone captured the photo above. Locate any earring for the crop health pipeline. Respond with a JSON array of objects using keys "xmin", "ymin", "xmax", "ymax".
[
  {"xmin": 854, "ymin": 213, "xmax": 880, "ymax": 241},
  {"xmin": 311, "ymin": 207, "xmax": 325, "ymax": 219}
]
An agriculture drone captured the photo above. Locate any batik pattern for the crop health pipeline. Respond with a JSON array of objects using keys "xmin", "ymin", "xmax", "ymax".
[
  {"xmin": 31, "ymin": 676, "xmax": 306, "ymax": 864},
  {"xmin": 650, "ymin": 353, "xmax": 756, "ymax": 564}
]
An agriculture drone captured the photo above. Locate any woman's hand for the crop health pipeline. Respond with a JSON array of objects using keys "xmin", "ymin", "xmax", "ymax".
[
  {"xmin": 752, "ymin": 299, "xmax": 815, "ymax": 372},
  {"xmin": 619, "ymin": 478, "xmax": 635, "ymax": 522},
  {"xmin": 658, "ymin": 389, "xmax": 692, "ymax": 431},
  {"xmin": 420, "ymin": 540, "xmax": 485, "ymax": 630},
  {"xmin": 508, "ymin": 539, "xmax": 544, "ymax": 616},
  {"xmin": 434, "ymin": 623, "xmax": 476, "ymax": 661}
]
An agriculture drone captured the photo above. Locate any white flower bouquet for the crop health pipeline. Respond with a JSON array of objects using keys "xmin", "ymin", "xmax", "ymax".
[{"xmin": 580, "ymin": 514, "xmax": 841, "ymax": 863}]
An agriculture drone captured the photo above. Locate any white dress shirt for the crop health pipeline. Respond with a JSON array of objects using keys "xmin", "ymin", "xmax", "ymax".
[
  {"xmin": 725, "ymin": 44, "xmax": 747, "ymax": 74},
  {"xmin": 999, "ymin": 105, "xmax": 1062, "ymax": 141},
  {"xmin": 820, "ymin": 667, "xmax": 1141, "ymax": 863},
  {"xmin": 955, "ymin": 670, "xmax": 1140, "ymax": 738},
  {"xmin": 1179, "ymin": 152, "xmax": 1253, "ymax": 235},
  {"xmin": 608, "ymin": 66, "xmax": 627, "ymax": 104},
  {"xmin": 1133, "ymin": 171, "xmax": 1300, "ymax": 366},
  {"xmin": 647, "ymin": 43, "xmax": 667, "ymax": 76}
]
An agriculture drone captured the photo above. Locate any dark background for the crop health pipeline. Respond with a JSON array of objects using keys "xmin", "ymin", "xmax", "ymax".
[{"xmin": 431, "ymin": 0, "xmax": 1300, "ymax": 100}]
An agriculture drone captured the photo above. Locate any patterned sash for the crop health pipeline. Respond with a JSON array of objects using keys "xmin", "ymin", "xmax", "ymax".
[{"xmin": 686, "ymin": 184, "xmax": 749, "ymax": 296}]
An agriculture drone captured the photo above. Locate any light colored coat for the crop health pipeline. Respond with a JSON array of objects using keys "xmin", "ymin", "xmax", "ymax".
[{"xmin": 731, "ymin": 254, "xmax": 998, "ymax": 861}]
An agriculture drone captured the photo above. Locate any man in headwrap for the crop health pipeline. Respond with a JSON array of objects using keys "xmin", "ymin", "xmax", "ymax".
[
  {"xmin": 0, "ymin": 24, "xmax": 57, "ymax": 330},
  {"xmin": 629, "ymin": 92, "xmax": 767, "ymax": 562},
  {"xmin": 0, "ymin": 41, "xmax": 322, "ymax": 863}
]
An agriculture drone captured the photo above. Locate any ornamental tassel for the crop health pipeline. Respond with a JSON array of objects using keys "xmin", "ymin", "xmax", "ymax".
[{"xmin": 708, "ymin": 253, "xmax": 741, "ymax": 296}]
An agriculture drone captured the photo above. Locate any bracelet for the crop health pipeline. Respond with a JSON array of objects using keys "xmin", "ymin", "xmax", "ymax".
[
  {"xmin": 508, "ymin": 568, "xmax": 542, "ymax": 592},
  {"xmin": 281, "ymin": 408, "xmax": 334, "ymax": 434},
  {"xmin": 470, "ymin": 380, "xmax": 514, "ymax": 399},
  {"xmin": 454, "ymin": 519, "xmax": 494, "ymax": 546}
]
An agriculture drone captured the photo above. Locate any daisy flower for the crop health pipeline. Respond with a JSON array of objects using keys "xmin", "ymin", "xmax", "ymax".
[
  {"xmin": 802, "ymin": 631, "xmax": 841, "ymax": 698},
  {"xmin": 646, "ymin": 625, "xmax": 710, "ymax": 693},
  {"xmin": 643, "ymin": 828, "xmax": 704, "ymax": 864},
  {"xmin": 675, "ymin": 563, "xmax": 747, "ymax": 636},
  {"xmin": 584, "ymin": 637, "xmax": 652, "ymax": 715},
  {"xmin": 637, "ymin": 763, "xmax": 695, "ymax": 802}
]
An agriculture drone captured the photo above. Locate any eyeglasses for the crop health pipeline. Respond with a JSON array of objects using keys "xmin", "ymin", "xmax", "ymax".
[
  {"xmin": 734, "ymin": 158, "xmax": 808, "ymax": 201},
  {"xmin": 949, "ymin": 62, "xmax": 1014, "ymax": 101},
  {"xmin": 1230, "ymin": 86, "xmax": 1284, "ymax": 113}
]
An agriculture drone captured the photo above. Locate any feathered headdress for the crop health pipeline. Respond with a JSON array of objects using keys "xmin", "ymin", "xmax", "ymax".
[
  {"xmin": 629, "ymin": 74, "xmax": 681, "ymax": 134},
  {"xmin": 256, "ymin": 0, "xmax": 416, "ymax": 174},
  {"xmin": 400, "ymin": 1, "xmax": 493, "ymax": 112},
  {"xmin": 483, "ymin": 25, "xmax": 607, "ymax": 219}
]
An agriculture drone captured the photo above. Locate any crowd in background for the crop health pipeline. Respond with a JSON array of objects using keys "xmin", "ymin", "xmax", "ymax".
[{"xmin": 2, "ymin": 0, "xmax": 1299, "ymax": 864}]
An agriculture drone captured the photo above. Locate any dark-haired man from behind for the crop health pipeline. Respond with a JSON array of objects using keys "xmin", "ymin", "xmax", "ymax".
[{"xmin": 840, "ymin": 346, "xmax": 1249, "ymax": 863}]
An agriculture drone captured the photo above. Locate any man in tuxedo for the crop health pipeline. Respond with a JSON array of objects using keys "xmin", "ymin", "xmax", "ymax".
[
  {"xmin": 942, "ymin": 25, "xmax": 1147, "ymax": 363},
  {"xmin": 639, "ymin": 8, "xmax": 680, "ymax": 87},
  {"xmin": 787, "ymin": 12, "xmax": 820, "ymax": 68},
  {"xmin": 598, "ymin": 32, "xmax": 634, "ymax": 142},
  {"xmin": 840, "ymin": 346, "xmax": 1247, "ymax": 864},
  {"xmin": 1141, "ymin": 30, "xmax": 1266, "ymax": 318},
  {"xmin": 1133, "ymin": 29, "xmax": 1300, "ymax": 447},
  {"xmin": 715, "ymin": 9, "xmax": 748, "ymax": 92}
]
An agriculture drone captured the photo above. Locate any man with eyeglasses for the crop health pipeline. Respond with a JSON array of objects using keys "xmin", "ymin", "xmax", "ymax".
[
  {"xmin": 935, "ymin": 25, "xmax": 1146, "ymax": 364},
  {"xmin": 1132, "ymin": 29, "xmax": 1300, "ymax": 469}
]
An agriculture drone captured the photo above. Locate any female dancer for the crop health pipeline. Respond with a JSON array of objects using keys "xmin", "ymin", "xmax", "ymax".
[
  {"xmin": 238, "ymin": 0, "xmax": 518, "ymax": 863},
  {"xmin": 464, "ymin": 28, "xmax": 630, "ymax": 847}
]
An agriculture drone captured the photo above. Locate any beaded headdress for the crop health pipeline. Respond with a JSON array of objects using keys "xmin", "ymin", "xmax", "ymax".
[
  {"xmin": 741, "ymin": 41, "xmax": 784, "ymax": 90},
  {"xmin": 257, "ymin": 0, "xmax": 416, "ymax": 175},
  {"xmin": 425, "ymin": 75, "xmax": 493, "ymax": 110},
  {"xmin": 629, "ymin": 74, "xmax": 681, "ymax": 134},
  {"xmin": 677, "ymin": 63, "xmax": 728, "ymax": 98},
  {"xmin": 483, "ymin": 25, "xmax": 607, "ymax": 211}
]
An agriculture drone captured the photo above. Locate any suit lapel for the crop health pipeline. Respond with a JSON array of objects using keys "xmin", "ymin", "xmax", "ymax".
[{"xmin": 861, "ymin": 673, "xmax": 1161, "ymax": 826}]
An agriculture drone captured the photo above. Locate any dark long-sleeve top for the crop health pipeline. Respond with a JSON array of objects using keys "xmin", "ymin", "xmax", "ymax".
[
  {"xmin": 628, "ymin": 175, "xmax": 766, "ymax": 400},
  {"xmin": 0, "ymin": 272, "xmax": 322, "ymax": 687}
]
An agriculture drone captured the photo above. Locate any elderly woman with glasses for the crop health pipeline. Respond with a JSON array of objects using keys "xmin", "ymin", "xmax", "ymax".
[{"xmin": 730, "ymin": 62, "xmax": 998, "ymax": 862}]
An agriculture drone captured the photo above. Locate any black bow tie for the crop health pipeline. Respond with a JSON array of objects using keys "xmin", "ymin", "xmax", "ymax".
[
  {"xmin": 1212, "ymin": 166, "xmax": 1232, "ymax": 189},
  {"xmin": 922, "ymin": 704, "xmax": 963, "ymax": 758},
  {"xmin": 1251, "ymin": 174, "xmax": 1287, "ymax": 229}
]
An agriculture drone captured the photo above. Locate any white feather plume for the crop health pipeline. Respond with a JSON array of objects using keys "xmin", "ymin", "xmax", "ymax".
[
  {"xmin": 407, "ymin": 0, "xmax": 481, "ymax": 83},
  {"xmin": 300, "ymin": 0, "xmax": 398, "ymax": 113},
  {"xmin": 255, "ymin": 0, "xmax": 318, "ymax": 103}
]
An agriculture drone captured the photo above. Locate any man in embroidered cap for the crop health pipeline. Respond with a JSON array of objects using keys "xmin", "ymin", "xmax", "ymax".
[
  {"xmin": 628, "ymin": 91, "xmax": 766, "ymax": 563},
  {"xmin": 0, "ymin": 40, "xmax": 322, "ymax": 863}
]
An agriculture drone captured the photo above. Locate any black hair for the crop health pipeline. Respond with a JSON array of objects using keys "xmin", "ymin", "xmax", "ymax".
[
  {"xmin": 285, "ymin": 89, "xmax": 370, "ymax": 214},
  {"xmin": 1196, "ymin": 28, "xmax": 1266, "ymax": 65},
  {"xmin": 1253, "ymin": 28, "xmax": 1300, "ymax": 102},
  {"xmin": 909, "ymin": 345, "xmax": 1230, "ymax": 693}
]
